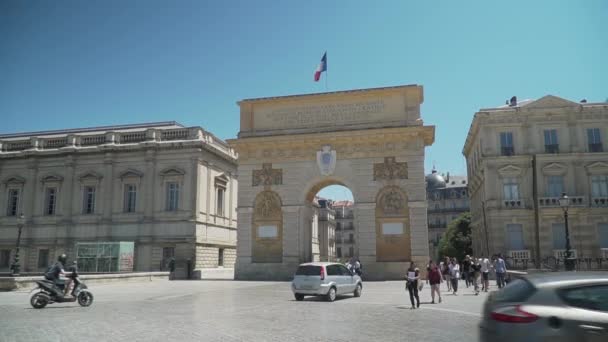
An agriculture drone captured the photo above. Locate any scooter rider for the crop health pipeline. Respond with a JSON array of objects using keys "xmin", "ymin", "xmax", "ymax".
[{"xmin": 45, "ymin": 254, "xmax": 69, "ymax": 296}]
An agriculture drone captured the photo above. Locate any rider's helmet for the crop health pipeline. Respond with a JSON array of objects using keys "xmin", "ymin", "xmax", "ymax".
[{"xmin": 58, "ymin": 254, "xmax": 67, "ymax": 265}]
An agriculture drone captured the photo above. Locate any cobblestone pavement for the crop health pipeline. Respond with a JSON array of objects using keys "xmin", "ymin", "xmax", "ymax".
[{"xmin": 0, "ymin": 279, "xmax": 489, "ymax": 342}]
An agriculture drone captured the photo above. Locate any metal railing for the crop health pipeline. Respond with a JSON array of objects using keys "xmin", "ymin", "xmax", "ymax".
[{"xmin": 539, "ymin": 196, "xmax": 585, "ymax": 207}]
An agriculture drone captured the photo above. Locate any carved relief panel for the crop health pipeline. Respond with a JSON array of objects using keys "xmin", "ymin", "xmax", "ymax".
[
  {"xmin": 252, "ymin": 163, "xmax": 282, "ymax": 187},
  {"xmin": 373, "ymin": 157, "xmax": 408, "ymax": 181},
  {"xmin": 252, "ymin": 190, "xmax": 283, "ymax": 263},
  {"xmin": 375, "ymin": 186, "xmax": 410, "ymax": 262}
]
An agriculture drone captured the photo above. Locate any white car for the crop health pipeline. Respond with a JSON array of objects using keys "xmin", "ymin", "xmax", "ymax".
[{"xmin": 291, "ymin": 262, "xmax": 363, "ymax": 302}]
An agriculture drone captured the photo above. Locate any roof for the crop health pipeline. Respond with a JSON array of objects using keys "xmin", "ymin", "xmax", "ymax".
[
  {"xmin": 0, "ymin": 121, "xmax": 184, "ymax": 139},
  {"xmin": 445, "ymin": 176, "xmax": 468, "ymax": 188},
  {"xmin": 333, "ymin": 200, "xmax": 354, "ymax": 207},
  {"xmin": 524, "ymin": 272, "xmax": 608, "ymax": 288},
  {"xmin": 298, "ymin": 262, "xmax": 345, "ymax": 267},
  {"xmin": 238, "ymin": 84, "xmax": 420, "ymax": 104}
]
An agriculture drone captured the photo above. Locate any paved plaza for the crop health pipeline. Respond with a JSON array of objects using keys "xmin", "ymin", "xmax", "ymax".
[{"xmin": 0, "ymin": 279, "xmax": 487, "ymax": 342}]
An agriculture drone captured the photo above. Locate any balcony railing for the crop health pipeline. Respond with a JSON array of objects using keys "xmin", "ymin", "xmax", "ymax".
[
  {"xmin": 3, "ymin": 140, "xmax": 32, "ymax": 151},
  {"xmin": 428, "ymin": 223, "xmax": 445, "ymax": 229},
  {"xmin": 539, "ymin": 196, "xmax": 585, "ymax": 207},
  {"xmin": 589, "ymin": 143, "xmax": 604, "ymax": 153},
  {"xmin": 44, "ymin": 137, "xmax": 68, "ymax": 149},
  {"xmin": 503, "ymin": 199, "xmax": 524, "ymax": 209},
  {"xmin": 508, "ymin": 250, "xmax": 530, "ymax": 260},
  {"xmin": 335, "ymin": 212, "xmax": 354, "ymax": 219},
  {"xmin": 553, "ymin": 249, "xmax": 578, "ymax": 259},
  {"xmin": 161, "ymin": 128, "xmax": 190, "ymax": 141},
  {"xmin": 544, "ymin": 144, "xmax": 559, "ymax": 154},
  {"xmin": 591, "ymin": 197, "xmax": 608, "ymax": 207},
  {"xmin": 501, "ymin": 146, "xmax": 514, "ymax": 156},
  {"xmin": 80, "ymin": 134, "xmax": 106, "ymax": 146},
  {"xmin": 120, "ymin": 132, "xmax": 147, "ymax": 143}
]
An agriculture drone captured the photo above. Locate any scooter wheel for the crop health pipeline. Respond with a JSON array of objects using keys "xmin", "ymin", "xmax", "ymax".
[
  {"xmin": 77, "ymin": 291, "xmax": 94, "ymax": 307},
  {"xmin": 30, "ymin": 293, "xmax": 49, "ymax": 309}
]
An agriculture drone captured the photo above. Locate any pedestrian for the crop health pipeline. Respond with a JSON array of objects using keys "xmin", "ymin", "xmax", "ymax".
[
  {"xmin": 450, "ymin": 258, "xmax": 460, "ymax": 295},
  {"xmin": 462, "ymin": 255, "xmax": 471, "ymax": 288},
  {"xmin": 472, "ymin": 258, "xmax": 482, "ymax": 295},
  {"xmin": 428, "ymin": 260, "xmax": 442, "ymax": 304},
  {"xmin": 494, "ymin": 254, "xmax": 507, "ymax": 289},
  {"xmin": 442, "ymin": 256, "xmax": 452, "ymax": 292},
  {"xmin": 355, "ymin": 258, "xmax": 363, "ymax": 276},
  {"xmin": 481, "ymin": 256, "xmax": 491, "ymax": 292},
  {"xmin": 168, "ymin": 257, "xmax": 176, "ymax": 280},
  {"xmin": 406, "ymin": 263, "xmax": 420, "ymax": 309}
]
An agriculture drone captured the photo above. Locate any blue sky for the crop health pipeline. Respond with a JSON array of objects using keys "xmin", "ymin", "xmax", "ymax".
[{"xmin": 1, "ymin": 0, "xmax": 606, "ymax": 201}]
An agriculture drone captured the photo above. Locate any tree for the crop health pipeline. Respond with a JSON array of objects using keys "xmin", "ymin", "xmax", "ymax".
[{"xmin": 438, "ymin": 212, "xmax": 472, "ymax": 262}]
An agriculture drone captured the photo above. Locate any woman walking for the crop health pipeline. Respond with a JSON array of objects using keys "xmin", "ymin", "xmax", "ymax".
[
  {"xmin": 450, "ymin": 258, "xmax": 460, "ymax": 295},
  {"xmin": 406, "ymin": 263, "xmax": 420, "ymax": 309},
  {"xmin": 442, "ymin": 256, "xmax": 451, "ymax": 292},
  {"xmin": 428, "ymin": 260, "xmax": 442, "ymax": 304}
]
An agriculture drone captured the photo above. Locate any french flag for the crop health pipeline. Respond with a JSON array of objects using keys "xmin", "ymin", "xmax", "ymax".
[{"xmin": 314, "ymin": 52, "xmax": 327, "ymax": 82}]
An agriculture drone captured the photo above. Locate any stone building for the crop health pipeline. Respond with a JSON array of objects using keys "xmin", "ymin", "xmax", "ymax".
[
  {"xmin": 0, "ymin": 122, "xmax": 238, "ymax": 278},
  {"xmin": 229, "ymin": 85, "xmax": 435, "ymax": 280},
  {"xmin": 316, "ymin": 198, "xmax": 336, "ymax": 262},
  {"xmin": 463, "ymin": 96, "xmax": 608, "ymax": 263},
  {"xmin": 333, "ymin": 200, "xmax": 355, "ymax": 260},
  {"xmin": 426, "ymin": 170, "xmax": 469, "ymax": 259}
]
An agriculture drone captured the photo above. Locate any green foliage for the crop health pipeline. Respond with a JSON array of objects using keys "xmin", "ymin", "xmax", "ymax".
[{"xmin": 438, "ymin": 212, "xmax": 472, "ymax": 261}]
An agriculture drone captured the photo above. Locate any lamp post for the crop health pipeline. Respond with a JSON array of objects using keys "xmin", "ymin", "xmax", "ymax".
[
  {"xmin": 558, "ymin": 193, "xmax": 575, "ymax": 271},
  {"xmin": 10, "ymin": 213, "xmax": 26, "ymax": 276}
]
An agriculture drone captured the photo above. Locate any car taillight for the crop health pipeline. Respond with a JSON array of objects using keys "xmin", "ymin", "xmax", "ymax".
[
  {"xmin": 490, "ymin": 305, "xmax": 539, "ymax": 323},
  {"xmin": 320, "ymin": 266, "xmax": 325, "ymax": 280}
]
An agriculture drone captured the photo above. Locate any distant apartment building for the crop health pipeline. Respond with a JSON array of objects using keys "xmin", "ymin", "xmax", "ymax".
[
  {"xmin": 463, "ymin": 96, "xmax": 608, "ymax": 264},
  {"xmin": 0, "ymin": 122, "xmax": 238, "ymax": 278},
  {"xmin": 426, "ymin": 169, "xmax": 469, "ymax": 259},
  {"xmin": 333, "ymin": 200, "xmax": 355, "ymax": 260},
  {"xmin": 317, "ymin": 199, "xmax": 336, "ymax": 262}
]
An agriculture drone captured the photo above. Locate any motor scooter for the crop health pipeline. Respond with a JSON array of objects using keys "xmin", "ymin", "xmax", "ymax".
[{"xmin": 30, "ymin": 270, "xmax": 94, "ymax": 309}]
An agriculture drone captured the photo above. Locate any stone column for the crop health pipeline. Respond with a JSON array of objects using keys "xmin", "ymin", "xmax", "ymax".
[
  {"xmin": 190, "ymin": 157, "xmax": 201, "ymax": 219},
  {"xmin": 354, "ymin": 202, "xmax": 375, "ymax": 265},
  {"xmin": 102, "ymin": 153, "xmax": 114, "ymax": 222},
  {"xmin": 144, "ymin": 150, "xmax": 156, "ymax": 220},
  {"xmin": 282, "ymin": 205, "xmax": 300, "ymax": 265}
]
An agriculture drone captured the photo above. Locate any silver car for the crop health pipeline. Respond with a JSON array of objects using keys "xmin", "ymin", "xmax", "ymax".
[
  {"xmin": 480, "ymin": 272, "xmax": 608, "ymax": 342},
  {"xmin": 291, "ymin": 262, "xmax": 362, "ymax": 302}
]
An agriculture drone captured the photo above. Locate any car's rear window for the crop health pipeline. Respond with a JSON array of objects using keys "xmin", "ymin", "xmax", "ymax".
[
  {"xmin": 295, "ymin": 266, "xmax": 322, "ymax": 276},
  {"xmin": 492, "ymin": 279, "xmax": 536, "ymax": 302}
]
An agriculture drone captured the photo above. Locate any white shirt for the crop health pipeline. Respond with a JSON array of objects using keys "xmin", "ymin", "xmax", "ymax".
[{"xmin": 481, "ymin": 258, "xmax": 491, "ymax": 272}]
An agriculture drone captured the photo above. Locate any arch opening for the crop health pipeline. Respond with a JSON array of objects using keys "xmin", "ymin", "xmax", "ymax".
[{"xmin": 304, "ymin": 182, "xmax": 355, "ymax": 263}]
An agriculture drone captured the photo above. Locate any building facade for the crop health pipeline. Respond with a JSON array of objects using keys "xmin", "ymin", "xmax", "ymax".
[
  {"xmin": 316, "ymin": 198, "xmax": 336, "ymax": 262},
  {"xmin": 426, "ymin": 170, "xmax": 469, "ymax": 260},
  {"xmin": 333, "ymin": 200, "xmax": 355, "ymax": 260},
  {"xmin": 463, "ymin": 96, "xmax": 608, "ymax": 264},
  {"xmin": 0, "ymin": 122, "xmax": 238, "ymax": 278}
]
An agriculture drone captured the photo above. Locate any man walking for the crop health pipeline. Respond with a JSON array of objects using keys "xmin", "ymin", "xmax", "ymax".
[
  {"xmin": 494, "ymin": 254, "xmax": 507, "ymax": 289},
  {"xmin": 481, "ymin": 256, "xmax": 491, "ymax": 292}
]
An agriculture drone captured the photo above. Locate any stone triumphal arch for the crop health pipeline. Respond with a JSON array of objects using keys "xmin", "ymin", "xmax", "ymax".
[{"xmin": 228, "ymin": 85, "xmax": 435, "ymax": 280}]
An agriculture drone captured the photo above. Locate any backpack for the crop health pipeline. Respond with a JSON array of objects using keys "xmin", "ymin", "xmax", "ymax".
[{"xmin": 44, "ymin": 264, "xmax": 55, "ymax": 280}]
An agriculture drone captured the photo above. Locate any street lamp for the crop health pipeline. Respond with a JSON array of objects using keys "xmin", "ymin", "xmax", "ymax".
[
  {"xmin": 558, "ymin": 193, "xmax": 575, "ymax": 271},
  {"xmin": 10, "ymin": 213, "xmax": 25, "ymax": 276}
]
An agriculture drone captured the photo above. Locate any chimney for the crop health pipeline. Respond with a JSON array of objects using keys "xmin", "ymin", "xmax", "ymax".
[
  {"xmin": 580, "ymin": 99, "xmax": 587, "ymax": 103},
  {"xmin": 446, "ymin": 172, "xmax": 450, "ymax": 182},
  {"xmin": 509, "ymin": 96, "xmax": 517, "ymax": 107}
]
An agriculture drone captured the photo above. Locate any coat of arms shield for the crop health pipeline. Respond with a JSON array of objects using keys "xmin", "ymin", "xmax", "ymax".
[{"xmin": 316, "ymin": 145, "xmax": 336, "ymax": 176}]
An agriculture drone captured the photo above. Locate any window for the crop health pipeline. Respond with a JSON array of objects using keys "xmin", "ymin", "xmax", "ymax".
[
  {"xmin": 500, "ymin": 132, "xmax": 514, "ymax": 156},
  {"xmin": 217, "ymin": 188, "xmax": 225, "ymax": 216},
  {"xmin": 44, "ymin": 187, "xmax": 57, "ymax": 215},
  {"xmin": 349, "ymin": 246, "xmax": 354, "ymax": 257},
  {"xmin": 295, "ymin": 265, "xmax": 322, "ymax": 276},
  {"xmin": 599, "ymin": 224, "xmax": 608, "ymax": 249},
  {"xmin": 6, "ymin": 189, "xmax": 19, "ymax": 216},
  {"xmin": 506, "ymin": 224, "xmax": 524, "ymax": 250},
  {"xmin": 37, "ymin": 249, "xmax": 49, "ymax": 268},
  {"xmin": 559, "ymin": 285, "xmax": 608, "ymax": 313},
  {"xmin": 493, "ymin": 279, "xmax": 536, "ymax": 303},
  {"xmin": 83, "ymin": 186, "xmax": 96, "ymax": 214},
  {"xmin": 587, "ymin": 128, "xmax": 603, "ymax": 152},
  {"xmin": 336, "ymin": 222, "xmax": 341, "ymax": 230},
  {"xmin": 124, "ymin": 184, "xmax": 137, "ymax": 213},
  {"xmin": 0, "ymin": 250, "xmax": 11, "ymax": 268},
  {"xmin": 349, "ymin": 233, "xmax": 354, "ymax": 243},
  {"xmin": 218, "ymin": 248, "xmax": 224, "ymax": 267},
  {"xmin": 503, "ymin": 178, "xmax": 520, "ymax": 200},
  {"xmin": 339, "ymin": 265, "xmax": 353, "ymax": 276},
  {"xmin": 543, "ymin": 129, "xmax": 559, "ymax": 153},
  {"xmin": 434, "ymin": 204, "xmax": 439, "ymax": 210},
  {"xmin": 166, "ymin": 182, "xmax": 179, "ymax": 211},
  {"xmin": 326, "ymin": 265, "xmax": 340, "ymax": 276},
  {"xmin": 337, "ymin": 247, "xmax": 342, "ymax": 258},
  {"xmin": 547, "ymin": 176, "xmax": 564, "ymax": 197},
  {"xmin": 552, "ymin": 223, "xmax": 566, "ymax": 249},
  {"xmin": 591, "ymin": 175, "xmax": 608, "ymax": 197}
]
